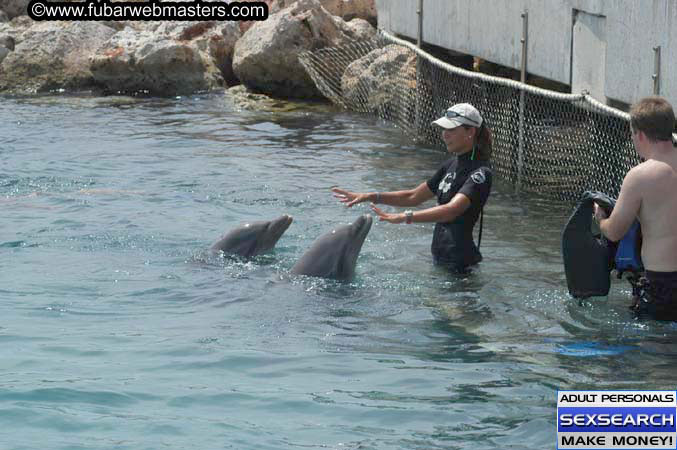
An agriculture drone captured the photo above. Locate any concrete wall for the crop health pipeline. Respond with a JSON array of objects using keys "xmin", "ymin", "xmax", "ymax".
[
  {"xmin": 571, "ymin": 10, "xmax": 606, "ymax": 102},
  {"xmin": 375, "ymin": 0, "xmax": 677, "ymax": 108}
]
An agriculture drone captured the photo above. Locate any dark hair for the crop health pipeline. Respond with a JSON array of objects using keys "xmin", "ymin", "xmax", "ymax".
[
  {"xmin": 464, "ymin": 123, "xmax": 493, "ymax": 161},
  {"xmin": 629, "ymin": 96, "xmax": 675, "ymax": 142}
]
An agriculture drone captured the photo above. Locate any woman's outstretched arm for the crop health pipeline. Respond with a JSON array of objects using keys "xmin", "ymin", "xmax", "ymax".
[{"xmin": 332, "ymin": 182, "xmax": 434, "ymax": 208}]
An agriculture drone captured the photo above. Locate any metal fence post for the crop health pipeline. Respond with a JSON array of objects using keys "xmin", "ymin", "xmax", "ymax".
[
  {"xmin": 653, "ymin": 46, "xmax": 661, "ymax": 95},
  {"xmin": 520, "ymin": 11, "xmax": 528, "ymax": 84},
  {"xmin": 415, "ymin": 0, "xmax": 424, "ymax": 140},
  {"xmin": 417, "ymin": 0, "xmax": 424, "ymax": 48},
  {"xmin": 517, "ymin": 11, "xmax": 528, "ymax": 192}
]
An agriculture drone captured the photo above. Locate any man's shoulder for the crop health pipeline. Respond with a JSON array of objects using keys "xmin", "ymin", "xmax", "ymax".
[
  {"xmin": 629, "ymin": 159, "xmax": 673, "ymax": 180},
  {"xmin": 623, "ymin": 159, "xmax": 675, "ymax": 200}
]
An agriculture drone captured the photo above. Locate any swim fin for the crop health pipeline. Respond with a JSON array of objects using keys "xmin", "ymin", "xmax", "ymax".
[{"xmin": 562, "ymin": 191, "xmax": 616, "ymax": 298}]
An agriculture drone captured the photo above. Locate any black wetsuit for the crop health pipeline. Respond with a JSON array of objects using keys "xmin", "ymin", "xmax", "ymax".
[
  {"xmin": 633, "ymin": 271, "xmax": 677, "ymax": 321},
  {"xmin": 426, "ymin": 152, "xmax": 492, "ymax": 270}
]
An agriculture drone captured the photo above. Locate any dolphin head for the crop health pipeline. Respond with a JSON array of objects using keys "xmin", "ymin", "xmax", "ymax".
[
  {"xmin": 320, "ymin": 214, "xmax": 373, "ymax": 280},
  {"xmin": 346, "ymin": 214, "xmax": 373, "ymax": 251},
  {"xmin": 336, "ymin": 214, "xmax": 373, "ymax": 280},
  {"xmin": 211, "ymin": 214, "xmax": 293, "ymax": 258},
  {"xmin": 255, "ymin": 214, "xmax": 294, "ymax": 253},
  {"xmin": 291, "ymin": 214, "xmax": 372, "ymax": 280}
]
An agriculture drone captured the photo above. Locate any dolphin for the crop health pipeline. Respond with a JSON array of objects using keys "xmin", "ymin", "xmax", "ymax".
[
  {"xmin": 210, "ymin": 215, "xmax": 293, "ymax": 258},
  {"xmin": 291, "ymin": 214, "xmax": 373, "ymax": 280}
]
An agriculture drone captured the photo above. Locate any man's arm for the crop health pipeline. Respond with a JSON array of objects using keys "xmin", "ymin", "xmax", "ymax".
[{"xmin": 597, "ymin": 168, "xmax": 642, "ymax": 242}]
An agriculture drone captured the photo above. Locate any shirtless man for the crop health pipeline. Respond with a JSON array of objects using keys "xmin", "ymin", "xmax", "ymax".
[{"xmin": 594, "ymin": 96, "xmax": 677, "ymax": 319}]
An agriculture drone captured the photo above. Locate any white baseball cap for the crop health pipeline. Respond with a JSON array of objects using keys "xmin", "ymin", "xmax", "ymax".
[{"xmin": 433, "ymin": 103, "xmax": 483, "ymax": 129}]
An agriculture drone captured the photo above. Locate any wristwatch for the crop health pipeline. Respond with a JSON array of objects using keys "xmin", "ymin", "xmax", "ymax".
[{"xmin": 404, "ymin": 210, "xmax": 413, "ymax": 224}]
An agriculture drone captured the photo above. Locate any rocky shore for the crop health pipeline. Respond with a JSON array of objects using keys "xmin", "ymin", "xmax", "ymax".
[{"xmin": 0, "ymin": 0, "xmax": 381, "ymax": 101}]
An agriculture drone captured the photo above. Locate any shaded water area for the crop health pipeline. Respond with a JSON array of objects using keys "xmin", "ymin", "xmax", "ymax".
[{"xmin": 2, "ymin": 93, "xmax": 677, "ymax": 449}]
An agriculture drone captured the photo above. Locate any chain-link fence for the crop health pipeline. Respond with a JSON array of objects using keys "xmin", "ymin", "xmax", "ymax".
[{"xmin": 299, "ymin": 30, "xmax": 642, "ymax": 202}]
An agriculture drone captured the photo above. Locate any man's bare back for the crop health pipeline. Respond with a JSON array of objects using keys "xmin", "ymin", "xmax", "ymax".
[{"xmin": 635, "ymin": 154, "xmax": 677, "ymax": 271}]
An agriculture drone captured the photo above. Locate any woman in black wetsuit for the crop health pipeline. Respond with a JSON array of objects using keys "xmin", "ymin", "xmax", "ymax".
[{"xmin": 332, "ymin": 103, "xmax": 493, "ymax": 272}]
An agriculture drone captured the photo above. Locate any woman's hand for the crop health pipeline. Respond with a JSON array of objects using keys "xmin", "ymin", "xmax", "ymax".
[
  {"xmin": 332, "ymin": 187, "xmax": 370, "ymax": 207},
  {"xmin": 370, "ymin": 204, "xmax": 405, "ymax": 224}
]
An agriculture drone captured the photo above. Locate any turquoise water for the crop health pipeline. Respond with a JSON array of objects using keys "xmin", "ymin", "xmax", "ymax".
[{"xmin": 2, "ymin": 93, "xmax": 677, "ymax": 449}]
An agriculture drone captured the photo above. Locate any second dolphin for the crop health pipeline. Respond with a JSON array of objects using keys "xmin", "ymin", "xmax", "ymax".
[
  {"xmin": 211, "ymin": 214, "xmax": 293, "ymax": 258},
  {"xmin": 291, "ymin": 214, "xmax": 373, "ymax": 281}
]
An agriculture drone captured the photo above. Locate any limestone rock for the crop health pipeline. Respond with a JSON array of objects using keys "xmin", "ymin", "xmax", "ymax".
[
  {"xmin": 341, "ymin": 44, "xmax": 416, "ymax": 115},
  {"xmin": 271, "ymin": 0, "xmax": 376, "ymax": 24},
  {"xmin": 233, "ymin": 0, "xmax": 366, "ymax": 99},
  {"xmin": 2, "ymin": 0, "xmax": 30, "ymax": 19},
  {"xmin": 155, "ymin": 20, "xmax": 242, "ymax": 85},
  {"xmin": 89, "ymin": 27, "xmax": 224, "ymax": 96},
  {"xmin": 344, "ymin": 18, "xmax": 376, "ymax": 41},
  {"xmin": 0, "ymin": 21, "xmax": 116, "ymax": 93},
  {"xmin": 239, "ymin": 0, "xmax": 276, "ymax": 33},
  {"xmin": 0, "ymin": 15, "xmax": 33, "ymax": 44},
  {"xmin": 226, "ymin": 84, "xmax": 334, "ymax": 112},
  {"xmin": 317, "ymin": 0, "xmax": 376, "ymax": 25},
  {"xmin": 0, "ymin": 34, "xmax": 14, "ymax": 50},
  {"xmin": 0, "ymin": 33, "xmax": 14, "ymax": 64}
]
